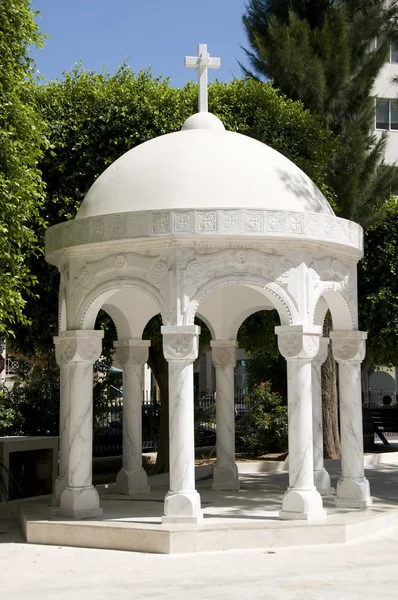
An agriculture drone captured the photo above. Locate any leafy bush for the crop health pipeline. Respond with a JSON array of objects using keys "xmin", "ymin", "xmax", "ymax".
[
  {"xmin": 236, "ymin": 382, "xmax": 288, "ymax": 455},
  {"xmin": 2, "ymin": 358, "xmax": 60, "ymax": 436}
]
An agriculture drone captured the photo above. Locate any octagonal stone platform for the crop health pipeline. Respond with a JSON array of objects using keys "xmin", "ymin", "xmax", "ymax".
[{"xmin": 18, "ymin": 460, "xmax": 398, "ymax": 554}]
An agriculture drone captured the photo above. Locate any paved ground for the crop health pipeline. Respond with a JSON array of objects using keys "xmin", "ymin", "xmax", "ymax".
[
  {"xmin": 2, "ymin": 460, "xmax": 398, "ymax": 599},
  {"xmin": 1, "ymin": 517, "xmax": 398, "ymax": 600}
]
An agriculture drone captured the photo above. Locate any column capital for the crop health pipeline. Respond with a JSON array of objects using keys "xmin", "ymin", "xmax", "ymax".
[
  {"xmin": 313, "ymin": 337, "xmax": 330, "ymax": 367},
  {"xmin": 54, "ymin": 330, "xmax": 103, "ymax": 366},
  {"xmin": 161, "ymin": 325, "xmax": 200, "ymax": 362},
  {"xmin": 275, "ymin": 325, "xmax": 322, "ymax": 361},
  {"xmin": 210, "ymin": 340, "xmax": 237, "ymax": 368},
  {"xmin": 330, "ymin": 330, "xmax": 367, "ymax": 363},
  {"xmin": 114, "ymin": 339, "xmax": 151, "ymax": 368}
]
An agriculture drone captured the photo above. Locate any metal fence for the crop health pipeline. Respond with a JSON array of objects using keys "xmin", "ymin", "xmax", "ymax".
[
  {"xmin": 92, "ymin": 386, "xmax": 159, "ymax": 457},
  {"xmin": 93, "ymin": 390, "xmax": 250, "ymax": 456},
  {"xmin": 363, "ymin": 389, "xmax": 397, "ymax": 409}
]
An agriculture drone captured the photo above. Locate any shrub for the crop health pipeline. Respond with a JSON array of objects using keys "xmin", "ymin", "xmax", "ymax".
[{"xmin": 236, "ymin": 382, "xmax": 288, "ymax": 455}]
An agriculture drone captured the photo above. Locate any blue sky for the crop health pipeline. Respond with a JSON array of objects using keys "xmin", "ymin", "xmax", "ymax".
[{"xmin": 31, "ymin": 1, "xmax": 249, "ymax": 87}]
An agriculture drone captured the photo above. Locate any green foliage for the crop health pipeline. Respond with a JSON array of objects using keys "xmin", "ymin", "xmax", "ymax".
[
  {"xmin": 236, "ymin": 382, "xmax": 288, "ymax": 455},
  {"xmin": 358, "ymin": 201, "xmax": 398, "ymax": 367},
  {"xmin": 0, "ymin": 398, "xmax": 21, "ymax": 435},
  {"xmin": 2, "ymin": 358, "xmax": 60, "ymax": 436},
  {"xmin": 242, "ymin": 0, "xmax": 398, "ymax": 224},
  {"xmin": 0, "ymin": 0, "xmax": 46, "ymax": 334},
  {"xmin": 238, "ymin": 309, "xmax": 287, "ymax": 399}
]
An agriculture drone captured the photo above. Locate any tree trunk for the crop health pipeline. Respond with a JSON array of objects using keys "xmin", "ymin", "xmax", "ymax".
[
  {"xmin": 147, "ymin": 345, "xmax": 170, "ymax": 474},
  {"xmin": 361, "ymin": 350, "xmax": 373, "ymax": 394},
  {"xmin": 322, "ymin": 316, "xmax": 341, "ymax": 459}
]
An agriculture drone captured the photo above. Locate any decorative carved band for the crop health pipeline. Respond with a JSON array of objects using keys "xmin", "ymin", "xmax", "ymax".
[
  {"xmin": 330, "ymin": 331, "xmax": 367, "ymax": 363},
  {"xmin": 45, "ymin": 209, "xmax": 363, "ymax": 260},
  {"xmin": 54, "ymin": 330, "xmax": 104, "ymax": 365},
  {"xmin": 161, "ymin": 325, "xmax": 200, "ymax": 362},
  {"xmin": 275, "ymin": 326, "xmax": 322, "ymax": 361},
  {"xmin": 210, "ymin": 341, "xmax": 237, "ymax": 368},
  {"xmin": 114, "ymin": 340, "xmax": 151, "ymax": 368}
]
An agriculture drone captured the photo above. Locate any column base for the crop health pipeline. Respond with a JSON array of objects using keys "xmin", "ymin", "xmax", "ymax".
[
  {"xmin": 162, "ymin": 490, "xmax": 202, "ymax": 525},
  {"xmin": 53, "ymin": 475, "xmax": 68, "ymax": 505},
  {"xmin": 212, "ymin": 464, "xmax": 240, "ymax": 491},
  {"xmin": 314, "ymin": 468, "xmax": 334, "ymax": 496},
  {"xmin": 115, "ymin": 468, "xmax": 151, "ymax": 495},
  {"xmin": 335, "ymin": 477, "xmax": 372, "ymax": 508},
  {"xmin": 58, "ymin": 485, "xmax": 103, "ymax": 520},
  {"xmin": 279, "ymin": 488, "xmax": 327, "ymax": 522}
]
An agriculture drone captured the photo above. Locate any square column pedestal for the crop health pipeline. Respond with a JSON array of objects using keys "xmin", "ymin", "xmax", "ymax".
[{"xmin": 161, "ymin": 326, "xmax": 202, "ymax": 524}]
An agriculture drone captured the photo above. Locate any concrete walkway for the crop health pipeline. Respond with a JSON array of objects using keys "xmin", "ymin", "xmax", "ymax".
[{"xmin": 1, "ymin": 513, "xmax": 398, "ymax": 599}]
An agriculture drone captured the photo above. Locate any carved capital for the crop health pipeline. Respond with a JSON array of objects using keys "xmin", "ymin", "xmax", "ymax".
[
  {"xmin": 313, "ymin": 337, "xmax": 330, "ymax": 367},
  {"xmin": 275, "ymin": 325, "xmax": 322, "ymax": 361},
  {"xmin": 54, "ymin": 330, "xmax": 104, "ymax": 365},
  {"xmin": 161, "ymin": 325, "xmax": 200, "ymax": 362},
  {"xmin": 330, "ymin": 331, "xmax": 367, "ymax": 363},
  {"xmin": 114, "ymin": 339, "xmax": 151, "ymax": 368},
  {"xmin": 210, "ymin": 341, "xmax": 237, "ymax": 368}
]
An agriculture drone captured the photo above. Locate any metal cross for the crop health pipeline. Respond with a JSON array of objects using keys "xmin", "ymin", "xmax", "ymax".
[{"xmin": 184, "ymin": 44, "xmax": 221, "ymax": 113}]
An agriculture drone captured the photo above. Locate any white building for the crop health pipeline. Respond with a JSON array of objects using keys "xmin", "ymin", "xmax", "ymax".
[
  {"xmin": 374, "ymin": 42, "xmax": 398, "ymax": 164},
  {"xmin": 371, "ymin": 42, "xmax": 398, "ymax": 397}
]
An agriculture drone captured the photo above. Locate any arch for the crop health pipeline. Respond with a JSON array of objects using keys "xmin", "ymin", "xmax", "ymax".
[
  {"xmin": 74, "ymin": 278, "xmax": 168, "ymax": 334},
  {"xmin": 186, "ymin": 275, "xmax": 296, "ymax": 338},
  {"xmin": 195, "ymin": 311, "xmax": 216, "ymax": 340},
  {"xmin": 312, "ymin": 286, "xmax": 355, "ymax": 330},
  {"xmin": 229, "ymin": 304, "xmax": 281, "ymax": 342}
]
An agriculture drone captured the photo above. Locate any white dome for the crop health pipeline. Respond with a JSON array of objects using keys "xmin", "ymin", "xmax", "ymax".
[{"xmin": 76, "ymin": 114, "xmax": 334, "ymax": 220}]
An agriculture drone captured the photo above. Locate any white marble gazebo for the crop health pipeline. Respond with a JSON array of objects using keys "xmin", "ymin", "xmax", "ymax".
[{"xmin": 45, "ymin": 44, "xmax": 371, "ymax": 524}]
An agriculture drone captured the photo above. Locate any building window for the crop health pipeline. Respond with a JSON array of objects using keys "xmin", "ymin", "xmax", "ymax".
[
  {"xmin": 374, "ymin": 37, "xmax": 398, "ymax": 62},
  {"xmin": 391, "ymin": 41, "xmax": 398, "ymax": 63},
  {"xmin": 376, "ymin": 99, "xmax": 398, "ymax": 130}
]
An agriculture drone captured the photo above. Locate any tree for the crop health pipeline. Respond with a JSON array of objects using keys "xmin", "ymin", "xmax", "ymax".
[
  {"xmin": 13, "ymin": 66, "xmax": 334, "ymax": 471},
  {"xmin": 0, "ymin": 0, "xmax": 45, "ymax": 334},
  {"xmin": 358, "ymin": 201, "xmax": 398, "ymax": 376},
  {"xmin": 243, "ymin": 0, "xmax": 398, "ymax": 457}
]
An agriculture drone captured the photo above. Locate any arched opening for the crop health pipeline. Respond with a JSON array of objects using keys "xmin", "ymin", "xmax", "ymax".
[
  {"xmin": 313, "ymin": 288, "xmax": 355, "ymax": 331},
  {"xmin": 190, "ymin": 282, "xmax": 289, "ymax": 490},
  {"xmin": 312, "ymin": 288, "xmax": 355, "ymax": 461}
]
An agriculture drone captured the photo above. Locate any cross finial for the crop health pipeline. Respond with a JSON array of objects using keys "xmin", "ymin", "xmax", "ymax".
[{"xmin": 184, "ymin": 44, "xmax": 221, "ymax": 113}]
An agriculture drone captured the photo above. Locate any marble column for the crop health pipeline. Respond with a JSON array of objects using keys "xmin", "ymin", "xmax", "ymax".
[
  {"xmin": 53, "ymin": 336, "xmax": 71, "ymax": 502},
  {"xmin": 58, "ymin": 330, "xmax": 104, "ymax": 519},
  {"xmin": 161, "ymin": 325, "xmax": 202, "ymax": 524},
  {"xmin": 312, "ymin": 338, "xmax": 334, "ymax": 495},
  {"xmin": 276, "ymin": 325, "xmax": 327, "ymax": 522},
  {"xmin": 331, "ymin": 331, "xmax": 372, "ymax": 508},
  {"xmin": 114, "ymin": 339, "xmax": 151, "ymax": 495},
  {"xmin": 211, "ymin": 340, "xmax": 239, "ymax": 491}
]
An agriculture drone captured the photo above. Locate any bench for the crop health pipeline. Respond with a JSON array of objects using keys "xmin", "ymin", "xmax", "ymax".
[{"xmin": 370, "ymin": 409, "xmax": 398, "ymax": 445}]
